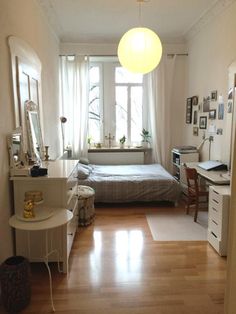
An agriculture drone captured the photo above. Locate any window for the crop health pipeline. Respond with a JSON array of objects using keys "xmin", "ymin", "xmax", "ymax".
[{"xmin": 88, "ymin": 57, "xmax": 144, "ymax": 147}]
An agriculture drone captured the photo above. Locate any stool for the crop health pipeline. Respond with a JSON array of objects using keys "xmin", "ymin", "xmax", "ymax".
[{"xmin": 77, "ymin": 185, "xmax": 95, "ymax": 226}]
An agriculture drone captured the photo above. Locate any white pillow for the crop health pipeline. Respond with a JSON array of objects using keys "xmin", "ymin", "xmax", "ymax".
[{"xmin": 79, "ymin": 157, "xmax": 90, "ymax": 165}]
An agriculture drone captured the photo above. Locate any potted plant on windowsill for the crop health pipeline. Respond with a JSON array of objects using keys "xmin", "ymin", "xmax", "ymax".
[
  {"xmin": 141, "ymin": 128, "xmax": 151, "ymax": 148},
  {"xmin": 119, "ymin": 135, "xmax": 126, "ymax": 149}
]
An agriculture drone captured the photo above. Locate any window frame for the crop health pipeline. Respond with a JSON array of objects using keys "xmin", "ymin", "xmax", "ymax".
[{"xmin": 88, "ymin": 59, "xmax": 144, "ymax": 147}]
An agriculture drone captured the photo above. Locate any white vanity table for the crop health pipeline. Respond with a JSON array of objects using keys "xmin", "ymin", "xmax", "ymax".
[{"xmin": 10, "ymin": 159, "xmax": 79, "ymax": 274}]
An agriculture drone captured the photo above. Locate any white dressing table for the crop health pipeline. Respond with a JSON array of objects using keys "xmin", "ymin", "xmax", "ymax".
[{"xmin": 10, "ymin": 159, "xmax": 79, "ymax": 274}]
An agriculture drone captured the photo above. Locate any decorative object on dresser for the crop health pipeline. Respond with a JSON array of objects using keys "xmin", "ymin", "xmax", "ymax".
[
  {"xmin": 185, "ymin": 97, "xmax": 192, "ymax": 124},
  {"xmin": 208, "ymin": 185, "xmax": 230, "ymax": 256}
]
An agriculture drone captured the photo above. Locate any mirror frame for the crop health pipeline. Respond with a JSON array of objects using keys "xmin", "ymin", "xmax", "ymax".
[{"xmin": 25, "ymin": 100, "xmax": 44, "ymax": 162}]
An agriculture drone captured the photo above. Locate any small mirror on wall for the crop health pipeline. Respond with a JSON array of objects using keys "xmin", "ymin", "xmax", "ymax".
[
  {"xmin": 25, "ymin": 101, "xmax": 44, "ymax": 162},
  {"xmin": 7, "ymin": 128, "xmax": 29, "ymax": 176}
]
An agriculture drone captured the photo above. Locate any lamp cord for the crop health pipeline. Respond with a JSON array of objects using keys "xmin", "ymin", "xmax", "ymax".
[{"xmin": 139, "ymin": 1, "xmax": 142, "ymax": 26}]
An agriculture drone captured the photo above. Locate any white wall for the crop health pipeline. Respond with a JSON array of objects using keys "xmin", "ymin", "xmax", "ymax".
[
  {"xmin": 184, "ymin": 2, "xmax": 236, "ymax": 164},
  {"xmin": 0, "ymin": 0, "xmax": 59, "ymax": 262},
  {"xmin": 183, "ymin": 2, "xmax": 236, "ymax": 313}
]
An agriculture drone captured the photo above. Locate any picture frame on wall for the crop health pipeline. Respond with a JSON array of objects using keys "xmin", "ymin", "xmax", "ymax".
[
  {"xmin": 218, "ymin": 103, "xmax": 224, "ymax": 120},
  {"xmin": 209, "ymin": 109, "xmax": 216, "ymax": 120},
  {"xmin": 186, "ymin": 97, "xmax": 192, "ymax": 124},
  {"xmin": 211, "ymin": 90, "xmax": 218, "ymax": 101},
  {"xmin": 193, "ymin": 126, "xmax": 199, "ymax": 136},
  {"xmin": 199, "ymin": 116, "xmax": 207, "ymax": 129},
  {"xmin": 193, "ymin": 110, "xmax": 198, "ymax": 125},
  {"xmin": 203, "ymin": 97, "xmax": 210, "ymax": 112},
  {"xmin": 192, "ymin": 96, "xmax": 198, "ymax": 106}
]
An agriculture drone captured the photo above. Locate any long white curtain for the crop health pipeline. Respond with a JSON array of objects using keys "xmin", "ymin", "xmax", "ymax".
[
  {"xmin": 144, "ymin": 55, "xmax": 176, "ymax": 171},
  {"xmin": 59, "ymin": 55, "xmax": 89, "ymax": 158}
]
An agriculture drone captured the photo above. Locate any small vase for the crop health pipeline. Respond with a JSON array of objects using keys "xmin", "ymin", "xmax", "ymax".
[{"xmin": 120, "ymin": 143, "xmax": 125, "ymax": 149}]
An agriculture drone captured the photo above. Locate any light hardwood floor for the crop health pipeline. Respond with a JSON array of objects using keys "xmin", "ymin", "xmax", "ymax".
[{"xmin": 3, "ymin": 203, "xmax": 226, "ymax": 313}]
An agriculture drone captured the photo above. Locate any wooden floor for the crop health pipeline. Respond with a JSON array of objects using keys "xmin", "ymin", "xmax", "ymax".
[{"xmin": 3, "ymin": 203, "xmax": 227, "ymax": 313}]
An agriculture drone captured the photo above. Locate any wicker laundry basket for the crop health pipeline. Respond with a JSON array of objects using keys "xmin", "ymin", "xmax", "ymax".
[
  {"xmin": 0, "ymin": 256, "xmax": 31, "ymax": 312},
  {"xmin": 77, "ymin": 185, "xmax": 95, "ymax": 226}
]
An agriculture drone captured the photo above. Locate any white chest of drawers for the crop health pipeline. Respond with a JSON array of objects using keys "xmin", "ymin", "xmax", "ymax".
[
  {"xmin": 208, "ymin": 185, "xmax": 231, "ymax": 256},
  {"xmin": 11, "ymin": 160, "xmax": 79, "ymax": 273}
]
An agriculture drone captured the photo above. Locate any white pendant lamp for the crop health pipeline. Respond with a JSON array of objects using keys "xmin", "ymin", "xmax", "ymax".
[{"xmin": 118, "ymin": 0, "xmax": 162, "ymax": 74}]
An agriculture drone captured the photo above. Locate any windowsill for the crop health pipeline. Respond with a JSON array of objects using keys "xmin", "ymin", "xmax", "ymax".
[{"xmin": 88, "ymin": 147, "xmax": 152, "ymax": 153}]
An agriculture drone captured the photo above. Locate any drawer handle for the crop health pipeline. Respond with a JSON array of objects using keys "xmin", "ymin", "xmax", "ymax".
[
  {"xmin": 68, "ymin": 233, "xmax": 73, "ymax": 236},
  {"xmin": 213, "ymin": 190, "xmax": 219, "ymax": 195},
  {"xmin": 211, "ymin": 231, "xmax": 217, "ymax": 238},
  {"xmin": 212, "ymin": 219, "xmax": 218, "ymax": 226},
  {"xmin": 212, "ymin": 207, "xmax": 218, "ymax": 212},
  {"xmin": 213, "ymin": 199, "xmax": 219, "ymax": 204}
]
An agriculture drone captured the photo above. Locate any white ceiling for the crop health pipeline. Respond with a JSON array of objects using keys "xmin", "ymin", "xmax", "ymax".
[{"xmin": 38, "ymin": 0, "xmax": 220, "ymax": 43}]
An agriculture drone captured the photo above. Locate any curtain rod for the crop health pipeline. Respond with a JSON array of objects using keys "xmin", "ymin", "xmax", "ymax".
[
  {"xmin": 167, "ymin": 53, "xmax": 188, "ymax": 56},
  {"xmin": 59, "ymin": 53, "xmax": 188, "ymax": 57}
]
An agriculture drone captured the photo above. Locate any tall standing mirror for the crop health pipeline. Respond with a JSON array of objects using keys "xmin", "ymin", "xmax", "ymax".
[{"xmin": 25, "ymin": 101, "xmax": 44, "ymax": 162}]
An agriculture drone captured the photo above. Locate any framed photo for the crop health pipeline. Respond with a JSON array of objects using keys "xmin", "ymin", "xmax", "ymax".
[
  {"xmin": 186, "ymin": 97, "xmax": 192, "ymax": 124},
  {"xmin": 228, "ymin": 100, "xmax": 233, "ymax": 113},
  {"xmin": 199, "ymin": 116, "xmax": 207, "ymax": 129},
  {"xmin": 218, "ymin": 103, "xmax": 224, "ymax": 120},
  {"xmin": 209, "ymin": 109, "xmax": 216, "ymax": 120},
  {"xmin": 192, "ymin": 96, "xmax": 198, "ymax": 106},
  {"xmin": 193, "ymin": 126, "xmax": 199, "ymax": 136},
  {"xmin": 193, "ymin": 110, "xmax": 198, "ymax": 125},
  {"xmin": 203, "ymin": 97, "xmax": 210, "ymax": 112},
  {"xmin": 211, "ymin": 90, "xmax": 217, "ymax": 101}
]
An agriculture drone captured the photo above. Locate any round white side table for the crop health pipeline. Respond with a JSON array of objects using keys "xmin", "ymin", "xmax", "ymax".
[{"xmin": 9, "ymin": 208, "xmax": 73, "ymax": 312}]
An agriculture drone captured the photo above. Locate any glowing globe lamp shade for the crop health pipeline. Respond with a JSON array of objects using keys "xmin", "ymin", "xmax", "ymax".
[{"xmin": 118, "ymin": 27, "xmax": 162, "ymax": 74}]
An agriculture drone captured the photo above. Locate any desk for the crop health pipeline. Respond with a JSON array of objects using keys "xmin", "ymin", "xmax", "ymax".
[
  {"xmin": 185, "ymin": 162, "xmax": 230, "ymax": 185},
  {"xmin": 9, "ymin": 208, "xmax": 73, "ymax": 312}
]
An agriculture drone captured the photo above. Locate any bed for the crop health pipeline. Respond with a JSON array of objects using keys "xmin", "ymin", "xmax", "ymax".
[{"xmin": 75, "ymin": 163, "xmax": 181, "ymax": 203}]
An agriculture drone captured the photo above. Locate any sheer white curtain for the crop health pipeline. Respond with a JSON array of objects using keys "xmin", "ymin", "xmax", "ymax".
[
  {"xmin": 59, "ymin": 55, "xmax": 89, "ymax": 158},
  {"xmin": 144, "ymin": 55, "xmax": 176, "ymax": 171}
]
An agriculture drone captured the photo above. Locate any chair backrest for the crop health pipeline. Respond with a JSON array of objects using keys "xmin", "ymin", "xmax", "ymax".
[{"xmin": 184, "ymin": 167, "xmax": 199, "ymax": 195}]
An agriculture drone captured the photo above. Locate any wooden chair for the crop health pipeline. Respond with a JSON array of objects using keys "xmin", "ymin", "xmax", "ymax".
[{"xmin": 184, "ymin": 167, "xmax": 209, "ymax": 222}]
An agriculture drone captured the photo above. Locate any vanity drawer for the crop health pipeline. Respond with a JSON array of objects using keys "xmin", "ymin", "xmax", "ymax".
[
  {"xmin": 66, "ymin": 167, "xmax": 78, "ymax": 190},
  {"xmin": 67, "ymin": 189, "xmax": 78, "ymax": 210},
  {"xmin": 67, "ymin": 208, "xmax": 78, "ymax": 256}
]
